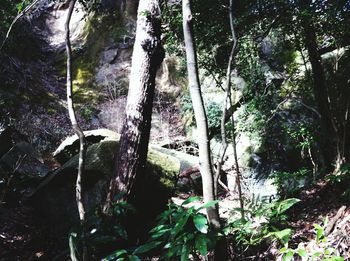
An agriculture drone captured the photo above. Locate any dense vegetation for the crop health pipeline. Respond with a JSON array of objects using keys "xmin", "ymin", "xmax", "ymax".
[{"xmin": 0, "ymin": 0, "xmax": 349, "ymax": 260}]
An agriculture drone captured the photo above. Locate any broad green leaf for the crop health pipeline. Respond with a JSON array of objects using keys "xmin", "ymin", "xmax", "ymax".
[
  {"xmin": 279, "ymin": 247, "xmax": 288, "ymax": 253},
  {"xmin": 133, "ymin": 241, "xmax": 162, "ymax": 254},
  {"xmin": 150, "ymin": 224, "xmax": 167, "ymax": 233},
  {"xmin": 150, "ymin": 228, "xmax": 171, "ymax": 239},
  {"xmin": 195, "ymin": 234, "xmax": 208, "ymax": 256},
  {"xmin": 172, "ymin": 213, "xmax": 190, "ymax": 236},
  {"xmin": 313, "ymin": 224, "xmax": 324, "ymax": 242},
  {"xmin": 193, "ymin": 214, "xmax": 208, "ymax": 233},
  {"xmin": 102, "ymin": 249, "xmax": 127, "ymax": 261},
  {"xmin": 297, "ymin": 248, "xmax": 307, "ymax": 257},
  {"xmin": 274, "ymin": 229, "xmax": 292, "ymax": 244},
  {"xmin": 129, "ymin": 255, "xmax": 141, "ymax": 261},
  {"xmin": 197, "ymin": 200, "xmax": 219, "ymax": 211},
  {"xmin": 282, "ymin": 250, "xmax": 294, "ymax": 261},
  {"xmin": 182, "ymin": 196, "xmax": 200, "ymax": 206},
  {"xmin": 277, "ymin": 198, "xmax": 300, "ymax": 214},
  {"xmin": 181, "ymin": 244, "xmax": 190, "ymax": 261}
]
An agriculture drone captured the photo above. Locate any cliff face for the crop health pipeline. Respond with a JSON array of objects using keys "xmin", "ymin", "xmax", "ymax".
[{"xmin": 0, "ymin": 0, "xmax": 184, "ymax": 155}]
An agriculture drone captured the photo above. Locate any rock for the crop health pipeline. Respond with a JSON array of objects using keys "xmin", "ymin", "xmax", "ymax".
[
  {"xmin": 53, "ymin": 128, "xmax": 120, "ymax": 164},
  {"xmin": 32, "ymin": 138, "xmax": 181, "ymax": 229}
]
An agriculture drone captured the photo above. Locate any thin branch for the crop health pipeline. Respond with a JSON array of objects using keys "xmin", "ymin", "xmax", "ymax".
[{"xmin": 0, "ymin": 0, "xmax": 41, "ymax": 51}]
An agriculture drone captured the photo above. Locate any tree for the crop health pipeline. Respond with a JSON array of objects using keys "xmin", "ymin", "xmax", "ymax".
[
  {"xmin": 182, "ymin": 0, "xmax": 220, "ymax": 230},
  {"xmin": 65, "ymin": 0, "xmax": 87, "ymax": 259},
  {"xmin": 106, "ymin": 0, "xmax": 164, "ymax": 204}
]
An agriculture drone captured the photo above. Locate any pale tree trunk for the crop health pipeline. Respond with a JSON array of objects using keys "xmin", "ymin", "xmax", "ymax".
[
  {"xmin": 227, "ymin": 0, "xmax": 244, "ymax": 219},
  {"xmin": 106, "ymin": 0, "xmax": 164, "ymax": 204},
  {"xmin": 65, "ymin": 0, "xmax": 87, "ymax": 259},
  {"xmin": 182, "ymin": 0, "xmax": 220, "ymax": 230},
  {"xmin": 214, "ymin": 0, "xmax": 238, "ymax": 196}
]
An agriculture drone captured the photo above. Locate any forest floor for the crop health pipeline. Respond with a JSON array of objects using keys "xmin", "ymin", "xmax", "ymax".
[{"xmin": 1, "ymin": 177, "xmax": 349, "ymax": 260}]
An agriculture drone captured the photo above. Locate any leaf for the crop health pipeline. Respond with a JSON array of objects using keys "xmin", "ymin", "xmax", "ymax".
[
  {"xmin": 181, "ymin": 196, "xmax": 200, "ymax": 206},
  {"xmin": 133, "ymin": 241, "xmax": 162, "ymax": 255},
  {"xmin": 195, "ymin": 234, "xmax": 208, "ymax": 256},
  {"xmin": 282, "ymin": 250, "xmax": 294, "ymax": 261},
  {"xmin": 197, "ymin": 200, "xmax": 219, "ymax": 211},
  {"xmin": 297, "ymin": 248, "xmax": 307, "ymax": 257},
  {"xmin": 150, "ymin": 224, "xmax": 167, "ymax": 233},
  {"xmin": 277, "ymin": 198, "xmax": 300, "ymax": 214},
  {"xmin": 279, "ymin": 247, "xmax": 288, "ymax": 253},
  {"xmin": 274, "ymin": 229, "xmax": 292, "ymax": 244},
  {"xmin": 128, "ymin": 255, "xmax": 141, "ymax": 261},
  {"xmin": 181, "ymin": 244, "xmax": 190, "ymax": 261},
  {"xmin": 313, "ymin": 223, "xmax": 324, "ymax": 242},
  {"xmin": 102, "ymin": 249, "xmax": 127, "ymax": 261},
  {"xmin": 150, "ymin": 228, "xmax": 171, "ymax": 239},
  {"xmin": 193, "ymin": 214, "xmax": 208, "ymax": 233},
  {"xmin": 172, "ymin": 213, "xmax": 190, "ymax": 236}
]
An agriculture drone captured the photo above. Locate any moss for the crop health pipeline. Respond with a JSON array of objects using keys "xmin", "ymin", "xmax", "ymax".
[
  {"xmin": 147, "ymin": 150, "xmax": 180, "ymax": 190},
  {"xmin": 53, "ymin": 12, "xmax": 127, "ymax": 106},
  {"xmin": 60, "ymin": 139, "xmax": 180, "ymax": 190}
]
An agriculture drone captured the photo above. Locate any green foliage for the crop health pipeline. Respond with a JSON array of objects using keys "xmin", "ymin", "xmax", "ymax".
[
  {"xmin": 272, "ymin": 168, "xmax": 311, "ymax": 196},
  {"xmin": 16, "ymin": 0, "xmax": 31, "ymax": 13},
  {"xmin": 205, "ymin": 101, "xmax": 222, "ymax": 130},
  {"xmin": 80, "ymin": 106, "xmax": 95, "ymax": 121},
  {"xmin": 102, "ymin": 249, "xmax": 140, "ymax": 261},
  {"xmin": 70, "ymin": 197, "xmax": 135, "ymax": 259},
  {"xmin": 135, "ymin": 197, "xmax": 219, "ymax": 260},
  {"xmin": 226, "ymin": 198, "xmax": 300, "ymax": 248},
  {"xmin": 279, "ymin": 219, "xmax": 344, "ymax": 261},
  {"xmin": 283, "ymin": 122, "xmax": 315, "ymax": 152},
  {"xmin": 180, "ymin": 94, "xmax": 195, "ymax": 131}
]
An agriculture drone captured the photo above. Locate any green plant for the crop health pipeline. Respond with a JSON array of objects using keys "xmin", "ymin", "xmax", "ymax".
[
  {"xmin": 205, "ymin": 101, "xmax": 222, "ymax": 130},
  {"xmin": 80, "ymin": 106, "xmax": 95, "ymax": 121},
  {"xmin": 225, "ymin": 198, "xmax": 300, "ymax": 248},
  {"xmin": 279, "ymin": 219, "xmax": 344, "ymax": 261},
  {"xmin": 137, "ymin": 197, "xmax": 219, "ymax": 260},
  {"xmin": 70, "ymin": 195, "xmax": 135, "ymax": 259},
  {"xmin": 272, "ymin": 168, "xmax": 310, "ymax": 196}
]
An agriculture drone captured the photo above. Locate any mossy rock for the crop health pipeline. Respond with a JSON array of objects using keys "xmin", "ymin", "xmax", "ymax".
[{"xmin": 32, "ymin": 139, "xmax": 180, "ymax": 230}]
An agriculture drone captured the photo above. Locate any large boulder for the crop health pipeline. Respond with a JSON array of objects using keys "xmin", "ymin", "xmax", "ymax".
[
  {"xmin": 53, "ymin": 128, "xmax": 120, "ymax": 164},
  {"xmin": 31, "ymin": 135, "xmax": 181, "ymax": 230}
]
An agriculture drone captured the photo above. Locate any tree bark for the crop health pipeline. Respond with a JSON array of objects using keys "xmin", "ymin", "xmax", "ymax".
[
  {"xmin": 65, "ymin": 0, "xmax": 86, "ymax": 226},
  {"xmin": 182, "ymin": 0, "xmax": 220, "ymax": 230},
  {"xmin": 299, "ymin": 0, "xmax": 335, "ymax": 168},
  {"xmin": 106, "ymin": 0, "xmax": 164, "ymax": 204},
  {"xmin": 227, "ymin": 0, "xmax": 244, "ymax": 219},
  {"xmin": 65, "ymin": 0, "xmax": 87, "ymax": 259}
]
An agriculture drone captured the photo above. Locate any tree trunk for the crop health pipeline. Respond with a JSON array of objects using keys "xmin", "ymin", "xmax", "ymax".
[
  {"xmin": 106, "ymin": 0, "xmax": 164, "ymax": 204},
  {"xmin": 299, "ymin": 0, "xmax": 335, "ymax": 169},
  {"xmin": 182, "ymin": 0, "xmax": 220, "ymax": 230},
  {"xmin": 65, "ymin": 0, "xmax": 85, "ymax": 227},
  {"xmin": 65, "ymin": 0, "xmax": 87, "ymax": 259}
]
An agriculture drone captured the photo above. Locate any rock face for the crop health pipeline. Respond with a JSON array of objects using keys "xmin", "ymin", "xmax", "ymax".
[{"xmin": 32, "ymin": 130, "xmax": 181, "ymax": 230}]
